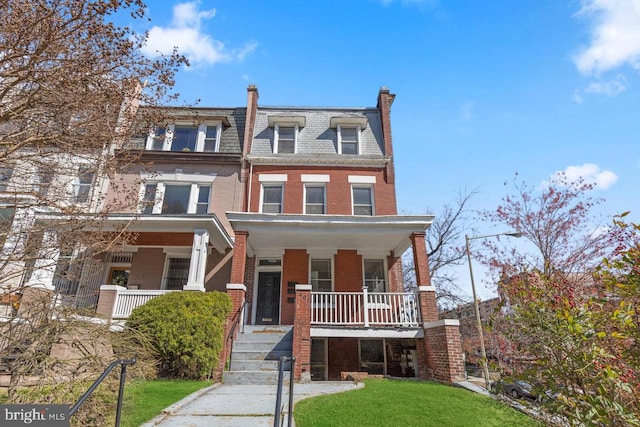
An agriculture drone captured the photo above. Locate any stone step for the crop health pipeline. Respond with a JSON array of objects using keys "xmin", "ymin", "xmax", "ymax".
[
  {"xmin": 231, "ymin": 350, "xmax": 292, "ymax": 361},
  {"xmin": 232, "ymin": 340, "xmax": 292, "ymax": 352},
  {"xmin": 233, "ymin": 331, "xmax": 293, "ymax": 343},
  {"xmin": 223, "ymin": 370, "xmax": 291, "ymax": 385},
  {"xmin": 242, "ymin": 325, "xmax": 293, "ymax": 334},
  {"xmin": 229, "ymin": 359, "xmax": 291, "ymax": 372}
]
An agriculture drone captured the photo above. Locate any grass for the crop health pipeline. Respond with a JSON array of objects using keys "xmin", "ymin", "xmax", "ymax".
[
  {"xmin": 120, "ymin": 379, "xmax": 212, "ymax": 427},
  {"xmin": 294, "ymin": 379, "xmax": 542, "ymax": 427}
]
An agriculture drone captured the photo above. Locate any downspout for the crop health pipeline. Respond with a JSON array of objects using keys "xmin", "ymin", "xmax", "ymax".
[{"xmin": 247, "ymin": 160, "xmax": 254, "ymax": 212}]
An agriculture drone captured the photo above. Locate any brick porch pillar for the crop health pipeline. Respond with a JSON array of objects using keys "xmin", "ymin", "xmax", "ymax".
[
  {"xmin": 230, "ymin": 231, "xmax": 248, "ymax": 284},
  {"xmin": 95, "ymin": 285, "xmax": 124, "ymax": 320},
  {"xmin": 293, "ymin": 284, "xmax": 312, "ymax": 382}
]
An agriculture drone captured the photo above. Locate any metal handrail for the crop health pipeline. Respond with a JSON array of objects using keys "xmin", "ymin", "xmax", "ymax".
[
  {"xmin": 274, "ymin": 356, "xmax": 296, "ymax": 427},
  {"xmin": 70, "ymin": 358, "xmax": 136, "ymax": 427},
  {"xmin": 225, "ymin": 300, "xmax": 248, "ymax": 371}
]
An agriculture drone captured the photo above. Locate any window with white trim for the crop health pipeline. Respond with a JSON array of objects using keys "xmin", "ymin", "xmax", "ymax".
[
  {"xmin": 73, "ymin": 166, "xmax": 94, "ymax": 203},
  {"xmin": 352, "ymin": 186, "xmax": 374, "ymax": 215},
  {"xmin": 164, "ymin": 255, "xmax": 190, "ymax": 290},
  {"xmin": 148, "ymin": 126, "xmax": 165, "ymax": 150},
  {"xmin": 310, "ymin": 259, "xmax": 332, "ymax": 292},
  {"xmin": 364, "ymin": 259, "xmax": 386, "ymax": 293},
  {"xmin": 139, "ymin": 182, "xmax": 211, "ymax": 214},
  {"xmin": 274, "ymin": 124, "xmax": 296, "ymax": 154},
  {"xmin": 304, "ymin": 185, "xmax": 325, "ymax": 214},
  {"xmin": 261, "ymin": 185, "xmax": 283, "ymax": 213},
  {"xmin": 146, "ymin": 123, "xmax": 222, "ymax": 153},
  {"xmin": 338, "ymin": 125, "xmax": 360, "ymax": 155}
]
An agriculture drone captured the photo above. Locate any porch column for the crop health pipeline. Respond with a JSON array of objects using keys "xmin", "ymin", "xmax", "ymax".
[
  {"xmin": 25, "ymin": 229, "xmax": 60, "ymax": 291},
  {"xmin": 293, "ymin": 284, "xmax": 312, "ymax": 382},
  {"xmin": 96, "ymin": 285, "xmax": 124, "ymax": 320},
  {"xmin": 184, "ymin": 229, "xmax": 209, "ymax": 292},
  {"xmin": 411, "ymin": 232, "xmax": 438, "ymax": 323},
  {"xmin": 230, "ymin": 231, "xmax": 248, "ymax": 284}
]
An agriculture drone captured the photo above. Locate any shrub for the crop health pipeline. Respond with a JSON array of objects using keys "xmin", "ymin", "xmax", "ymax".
[{"xmin": 127, "ymin": 291, "xmax": 231, "ymax": 379}]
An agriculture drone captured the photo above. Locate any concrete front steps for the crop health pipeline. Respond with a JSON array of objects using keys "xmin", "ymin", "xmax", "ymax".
[{"xmin": 222, "ymin": 325, "xmax": 293, "ymax": 385}]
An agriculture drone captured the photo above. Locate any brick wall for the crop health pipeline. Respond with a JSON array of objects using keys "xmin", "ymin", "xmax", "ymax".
[
  {"xmin": 281, "ymin": 249, "xmax": 309, "ymax": 325},
  {"xmin": 328, "ymin": 338, "xmax": 360, "ymax": 380},
  {"xmin": 420, "ymin": 322, "xmax": 466, "ymax": 383},
  {"xmin": 335, "ymin": 250, "xmax": 363, "ymax": 292},
  {"xmin": 387, "ymin": 254, "xmax": 403, "ymax": 292},
  {"xmin": 230, "ymin": 231, "xmax": 248, "ymax": 284},
  {"xmin": 248, "ymin": 166, "xmax": 397, "ymax": 215},
  {"xmin": 293, "ymin": 285, "xmax": 311, "ymax": 380}
]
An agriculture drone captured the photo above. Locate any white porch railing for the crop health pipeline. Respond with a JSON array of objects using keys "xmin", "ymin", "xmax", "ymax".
[
  {"xmin": 112, "ymin": 289, "xmax": 176, "ymax": 319},
  {"xmin": 311, "ymin": 289, "xmax": 421, "ymax": 327}
]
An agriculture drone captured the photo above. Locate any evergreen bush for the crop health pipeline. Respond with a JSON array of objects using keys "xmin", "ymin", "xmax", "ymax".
[{"xmin": 127, "ymin": 291, "xmax": 231, "ymax": 379}]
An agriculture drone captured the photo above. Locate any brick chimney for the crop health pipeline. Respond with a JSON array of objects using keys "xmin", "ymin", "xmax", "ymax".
[
  {"xmin": 241, "ymin": 85, "xmax": 259, "ymax": 211},
  {"xmin": 377, "ymin": 86, "xmax": 396, "ymax": 185}
]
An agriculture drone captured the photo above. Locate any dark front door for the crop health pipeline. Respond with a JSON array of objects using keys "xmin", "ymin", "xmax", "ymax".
[{"xmin": 256, "ymin": 271, "xmax": 281, "ymax": 325}]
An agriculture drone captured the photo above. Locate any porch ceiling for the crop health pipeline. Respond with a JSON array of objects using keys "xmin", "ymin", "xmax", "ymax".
[
  {"xmin": 310, "ymin": 327, "xmax": 424, "ymax": 339},
  {"xmin": 226, "ymin": 212, "xmax": 433, "ymax": 257},
  {"xmin": 98, "ymin": 214, "xmax": 233, "ymax": 253}
]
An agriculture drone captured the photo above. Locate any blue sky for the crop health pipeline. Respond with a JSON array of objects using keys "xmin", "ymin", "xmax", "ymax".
[{"xmin": 134, "ymin": 0, "xmax": 640, "ymax": 298}]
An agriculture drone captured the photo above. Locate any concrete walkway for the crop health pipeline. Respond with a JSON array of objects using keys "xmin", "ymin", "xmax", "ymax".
[{"xmin": 141, "ymin": 382, "xmax": 363, "ymax": 427}]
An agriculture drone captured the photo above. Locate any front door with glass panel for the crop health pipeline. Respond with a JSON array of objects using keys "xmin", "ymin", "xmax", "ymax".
[{"xmin": 256, "ymin": 271, "xmax": 281, "ymax": 325}]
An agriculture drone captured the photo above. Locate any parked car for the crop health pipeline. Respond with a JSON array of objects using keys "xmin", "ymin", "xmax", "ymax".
[{"xmin": 491, "ymin": 378, "xmax": 537, "ymax": 400}]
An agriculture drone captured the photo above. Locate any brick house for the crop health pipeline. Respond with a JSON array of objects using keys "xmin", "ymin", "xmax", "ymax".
[
  {"xmin": 224, "ymin": 86, "xmax": 465, "ymax": 382},
  {"xmin": 3, "ymin": 86, "xmax": 465, "ymax": 384}
]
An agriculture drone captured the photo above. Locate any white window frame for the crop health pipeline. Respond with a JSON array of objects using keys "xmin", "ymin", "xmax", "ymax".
[
  {"xmin": 73, "ymin": 166, "xmax": 94, "ymax": 204},
  {"xmin": 309, "ymin": 258, "xmax": 334, "ymax": 292},
  {"xmin": 161, "ymin": 250, "xmax": 191, "ymax": 290},
  {"xmin": 146, "ymin": 122, "xmax": 222, "ymax": 153},
  {"xmin": 258, "ymin": 174, "xmax": 287, "ymax": 214},
  {"xmin": 138, "ymin": 171, "xmax": 215, "ymax": 214},
  {"xmin": 259, "ymin": 184, "xmax": 284, "ymax": 214},
  {"xmin": 363, "ymin": 258, "xmax": 388, "ymax": 293},
  {"xmin": 303, "ymin": 184, "xmax": 326, "ymax": 215},
  {"xmin": 337, "ymin": 124, "xmax": 361, "ymax": 155},
  {"xmin": 274, "ymin": 123, "xmax": 298, "ymax": 154},
  {"xmin": 351, "ymin": 185, "xmax": 375, "ymax": 216}
]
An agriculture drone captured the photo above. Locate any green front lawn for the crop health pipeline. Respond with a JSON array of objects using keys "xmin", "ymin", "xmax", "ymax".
[
  {"xmin": 121, "ymin": 379, "xmax": 212, "ymax": 427},
  {"xmin": 294, "ymin": 379, "xmax": 542, "ymax": 427}
]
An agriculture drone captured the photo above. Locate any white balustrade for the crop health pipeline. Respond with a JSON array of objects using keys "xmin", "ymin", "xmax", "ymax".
[
  {"xmin": 310, "ymin": 291, "xmax": 420, "ymax": 327},
  {"xmin": 112, "ymin": 289, "xmax": 176, "ymax": 319}
]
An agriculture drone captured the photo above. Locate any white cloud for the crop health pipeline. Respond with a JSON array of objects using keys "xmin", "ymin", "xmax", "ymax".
[
  {"xmin": 573, "ymin": 74, "xmax": 627, "ymax": 102},
  {"xmin": 584, "ymin": 75, "xmax": 627, "ymax": 95},
  {"xmin": 551, "ymin": 163, "xmax": 618, "ymax": 190},
  {"xmin": 573, "ymin": 0, "xmax": 640, "ymax": 75},
  {"xmin": 142, "ymin": 1, "xmax": 256, "ymax": 67}
]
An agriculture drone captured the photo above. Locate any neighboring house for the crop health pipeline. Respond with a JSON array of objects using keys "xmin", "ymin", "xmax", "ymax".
[{"xmin": 3, "ymin": 86, "xmax": 465, "ymax": 384}]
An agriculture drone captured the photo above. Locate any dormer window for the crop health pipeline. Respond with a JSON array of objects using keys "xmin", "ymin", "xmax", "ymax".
[
  {"xmin": 146, "ymin": 123, "xmax": 222, "ymax": 153},
  {"xmin": 275, "ymin": 125, "xmax": 296, "ymax": 154},
  {"xmin": 268, "ymin": 115, "xmax": 306, "ymax": 154},
  {"xmin": 330, "ymin": 116, "xmax": 368, "ymax": 155},
  {"xmin": 338, "ymin": 125, "xmax": 359, "ymax": 155}
]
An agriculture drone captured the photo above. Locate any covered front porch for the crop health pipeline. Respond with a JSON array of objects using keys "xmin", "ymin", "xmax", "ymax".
[
  {"xmin": 25, "ymin": 214, "xmax": 235, "ymax": 319},
  {"xmin": 223, "ymin": 212, "xmax": 463, "ymax": 381}
]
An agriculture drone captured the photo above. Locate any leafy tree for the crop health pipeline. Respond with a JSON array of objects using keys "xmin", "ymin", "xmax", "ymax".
[
  {"xmin": 403, "ymin": 191, "xmax": 476, "ymax": 309},
  {"xmin": 499, "ymin": 216, "xmax": 639, "ymax": 426},
  {"xmin": 0, "ymin": 0, "xmax": 186, "ymax": 291},
  {"xmin": 482, "ymin": 173, "xmax": 614, "ymax": 281},
  {"xmin": 127, "ymin": 291, "xmax": 232, "ymax": 379}
]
